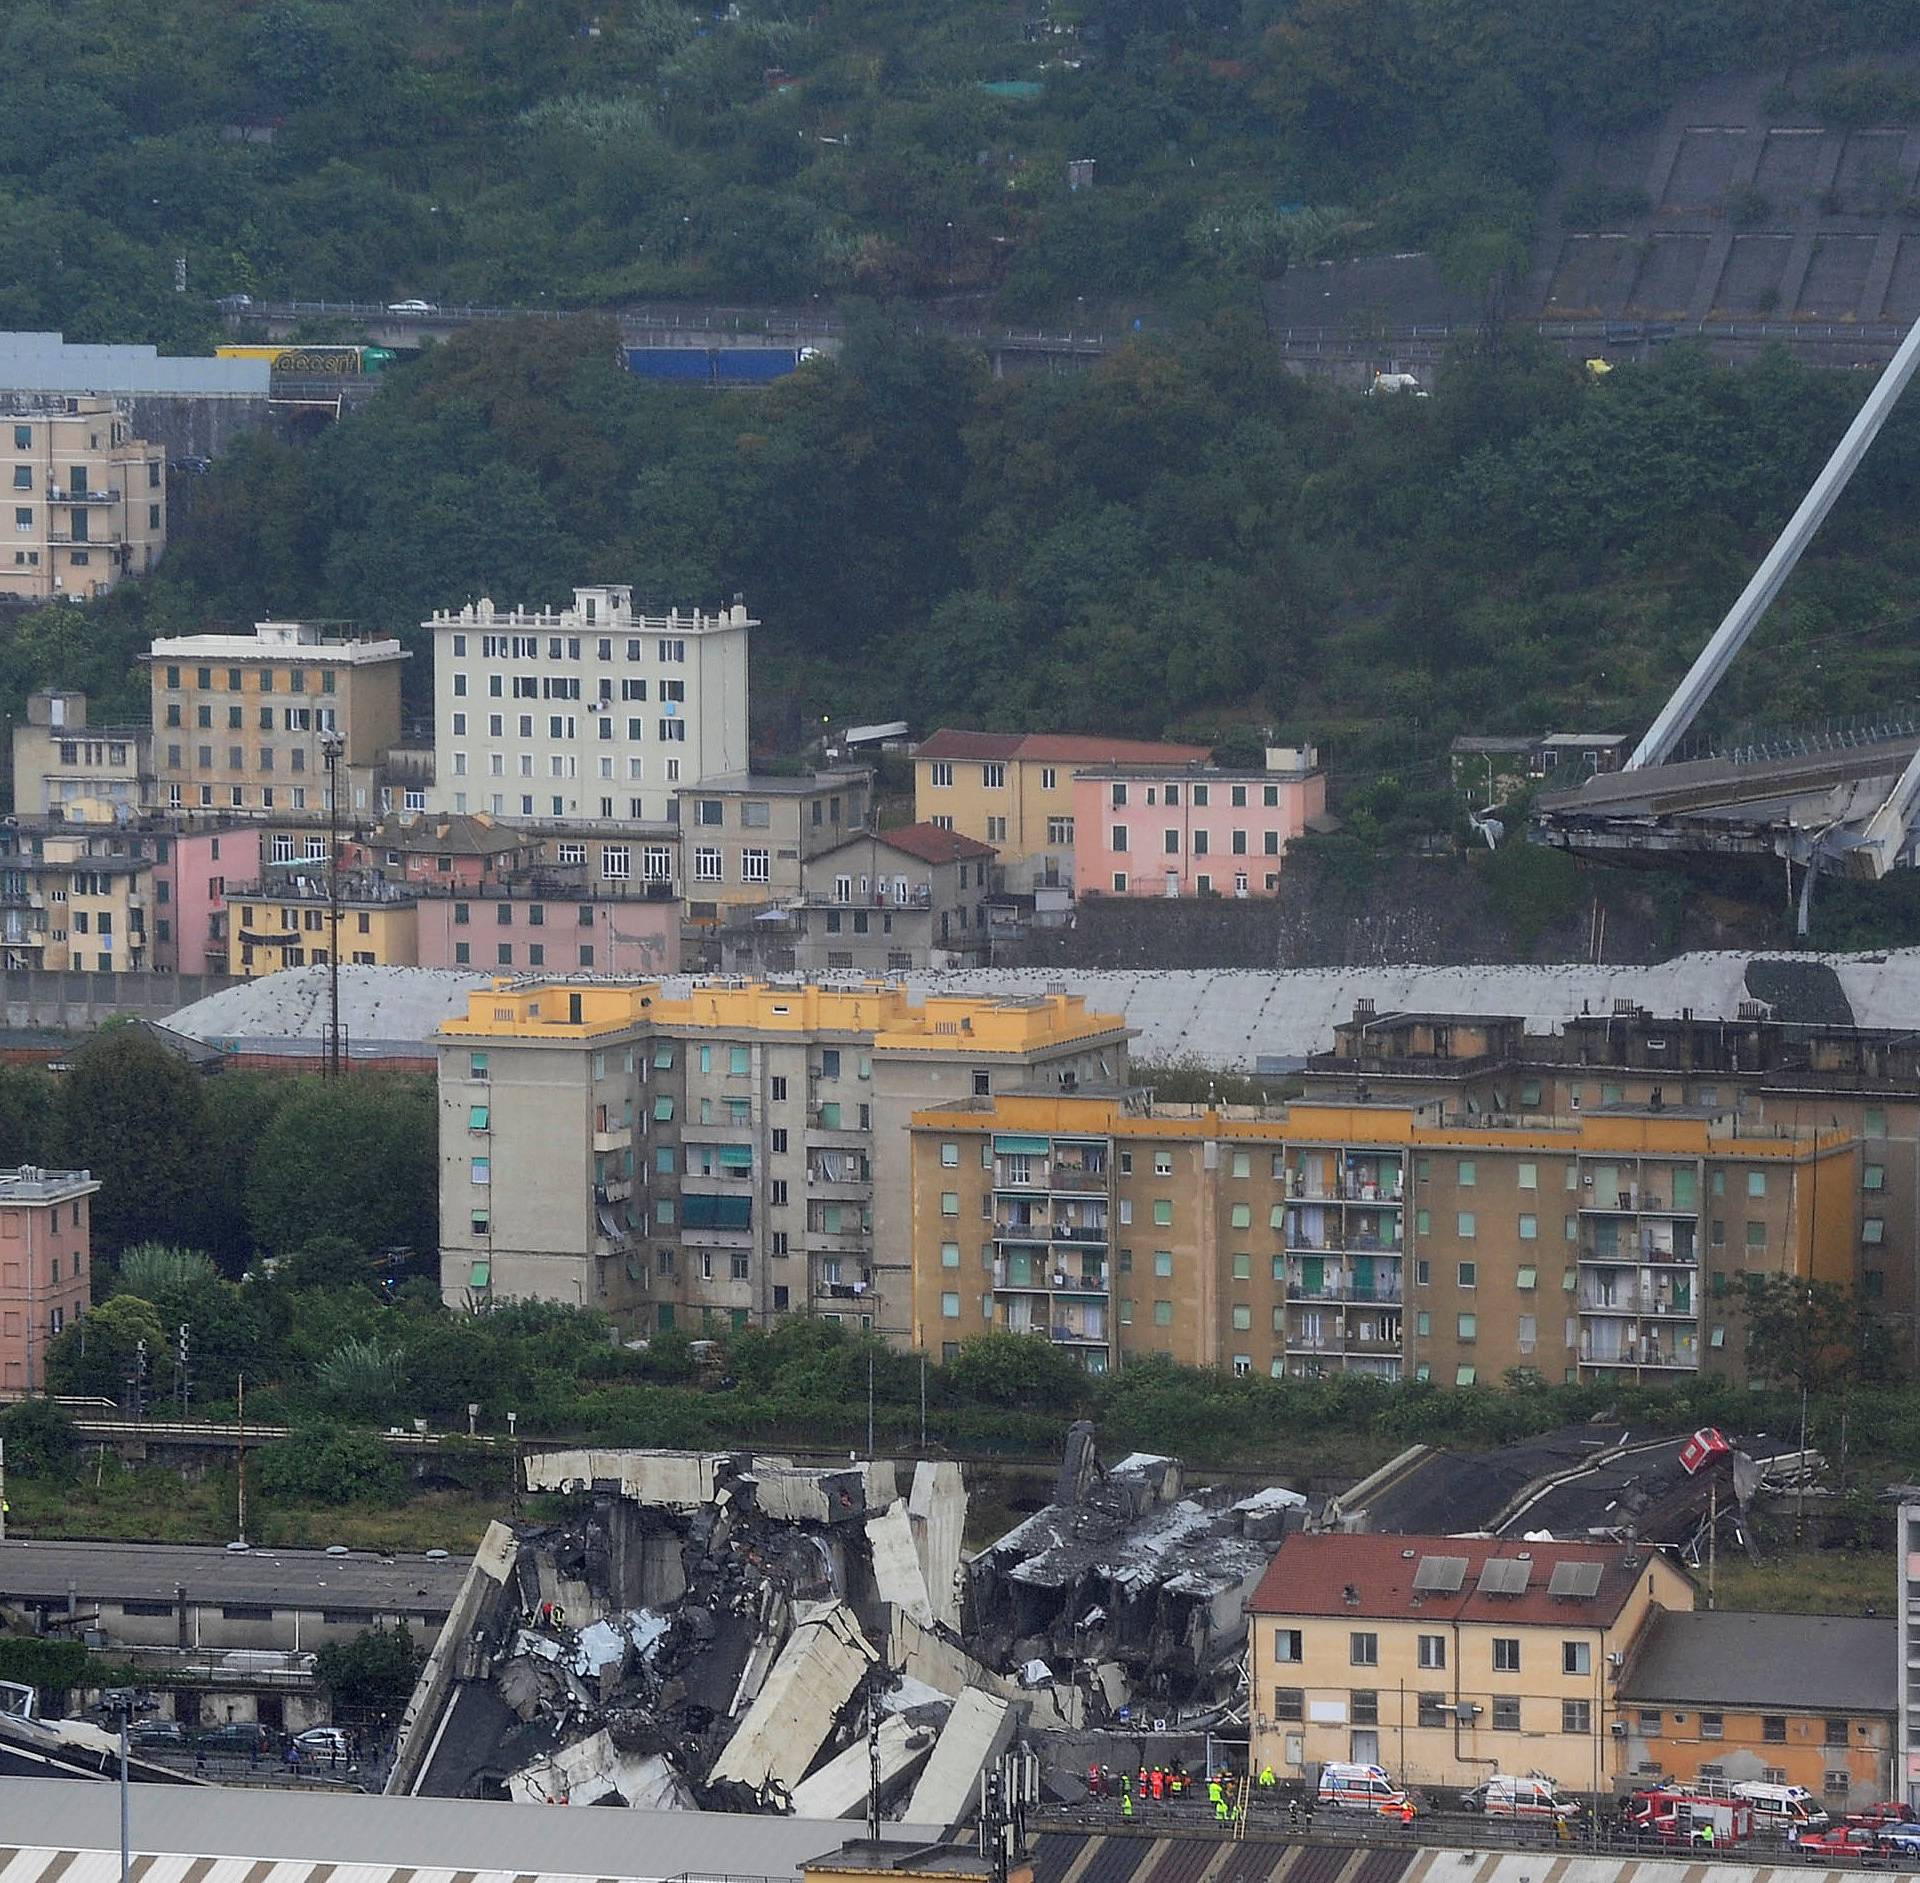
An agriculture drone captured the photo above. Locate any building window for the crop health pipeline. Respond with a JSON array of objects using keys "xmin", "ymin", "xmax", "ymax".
[
  {"xmin": 1457, "ymin": 1212, "xmax": 1476, "ymax": 1238},
  {"xmin": 1563, "ymin": 1641, "xmax": 1591, "ymax": 1676},
  {"xmin": 1700, "ymin": 1713, "xmax": 1723, "ymax": 1739},
  {"xmin": 1824, "ymin": 1719, "xmax": 1850, "ymax": 1746},
  {"xmin": 1417, "ymin": 1694, "xmax": 1449, "ymax": 1729},
  {"xmin": 1272, "ymin": 1687, "xmax": 1304, "ymax": 1722},
  {"xmin": 1762, "ymin": 1716, "xmax": 1787, "ymax": 1743},
  {"xmin": 1638, "ymin": 1709, "xmax": 1662, "ymax": 1735},
  {"xmin": 1562, "ymin": 1700, "xmax": 1591, "ymax": 1734},
  {"xmin": 981, "ymin": 762, "xmax": 1006, "ymax": 789},
  {"xmin": 1273, "ymin": 1629, "xmax": 1302, "ymax": 1664},
  {"xmin": 1492, "ymin": 1696, "xmax": 1521, "ymax": 1731},
  {"xmin": 1152, "ymin": 1299, "xmax": 1172, "ymax": 1326},
  {"xmin": 1491, "ymin": 1637, "xmax": 1520, "ymax": 1672},
  {"xmin": 930, "ymin": 762, "xmax": 953, "ymax": 788},
  {"xmin": 1457, "ymin": 1260, "xmax": 1476, "ymax": 1286},
  {"xmin": 1417, "ymin": 1634, "xmax": 1445, "ymax": 1670},
  {"xmin": 1349, "ymin": 1632, "xmax": 1378, "ymax": 1667}
]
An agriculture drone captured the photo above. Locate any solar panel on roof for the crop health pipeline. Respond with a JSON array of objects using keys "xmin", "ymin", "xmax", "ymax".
[
  {"xmin": 1548, "ymin": 1560, "xmax": 1605, "ymax": 1598},
  {"xmin": 1476, "ymin": 1557, "xmax": 1532, "ymax": 1595},
  {"xmin": 1411, "ymin": 1554, "xmax": 1468, "ymax": 1592}
]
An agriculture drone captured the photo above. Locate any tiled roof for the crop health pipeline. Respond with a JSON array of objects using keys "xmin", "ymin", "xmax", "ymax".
[
  {"xmin": 869, "ymin": 823, "xmax": 996, "ymax": 865},
  {"xmin": 913, "ymin": 729, "xmax": 1212, "ymax": 765},
  {"xmin": 1247, "ymin": 1531, "xmax": 1666, "ymax": 1628},
  {"xmin": 378, "ymin": 814, "xmax": 531, "ymax": 856}
]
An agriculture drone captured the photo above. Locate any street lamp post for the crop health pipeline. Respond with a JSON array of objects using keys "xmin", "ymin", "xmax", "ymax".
[{"xmin": 320, "ymin": 729, "xmax": 345, "ymax": 1078}]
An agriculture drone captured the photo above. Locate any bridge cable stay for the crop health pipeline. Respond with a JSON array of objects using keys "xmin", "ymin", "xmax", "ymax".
[{"xmin": 1626, "ymin": 307, "xmax": 1920, "ymax": 773}]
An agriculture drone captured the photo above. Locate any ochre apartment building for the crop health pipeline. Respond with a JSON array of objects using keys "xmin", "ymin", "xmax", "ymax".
[{"xmin": 907, "ymin": 1089, "xmax": 1855, "ymax": 1383}]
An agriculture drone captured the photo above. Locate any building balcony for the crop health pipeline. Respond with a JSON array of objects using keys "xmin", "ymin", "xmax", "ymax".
[
  {"xmin": 1283, "ymin": 1176, "xmax": 1404, "ymax": 1204},
  {"xmin": 804, "ymin": 1122, "xmax": 867, "ymax": 1148},
  {"xmin": 993, "ymin": 1166, "xmax": 1050, "ymax": 1192},
  {"xmin": 1052, "ymin": 1222, "xmax": 1108, "ymax": 1244},
  {"xmin": 1579, "ymin": 1333, "xmax": 1699, "ymax": 1370},
  {"xmin": 1049, "ymin": 1165, "xmax": 1107, "ymax": 1193},
  {"xmin": 806, "ymin": 1173, "xmax": 871, "ymax": 1199},
  {"xmin": 1578, "ymin": 1289, "xmax": 1698, "ymax": 1319},
  {"xmin": 1046, "ymin": 1313, "xmax": 1108, "ymax": 1345},
  {"xmin": 593, "ymin": 1179, "xmax": 631, "ymax": 1205},
  {"xmin": 814, "ymin": 1278, "xmax": 875, "ymax": 1303},
  {"xmin": 1579, "ymin": 1188, "xmax": 1696, "ymax": 1217},
  {"xmin": 1284, "ymin": 1233, "xmax": 1405, "ymax": 1257},
  {"xmin": 591, "ymin": 1128, "xmax": 629, "ymax": 1154},
  {"xmin": 48, "ymin": 487, "xmax": 121, "ymax": 504},
  {"xmin": 806, "ymin": 1225, "xmax": 871, "ymax": 1252},
  {"xmin": 992, "ymin": 1258, "xmax": 1108, "ymax": 1292},
  {"xmin": 1580, "ymin": 1241, "xmax": 1697, "ymax": 1267},
  {"xmin": 993, "ymin": 1213, "xmax": 1050, "ymax": 1239},
  {"xmin": 48, "ymin": 525, "xmax": 124, "ymax": 545},
  {"xmin": 1284, "ymin": 1279, "xmax": 1404, "ymax": 1304}
]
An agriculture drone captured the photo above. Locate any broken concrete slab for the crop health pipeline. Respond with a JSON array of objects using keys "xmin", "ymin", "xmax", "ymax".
[
  {"xmin": 787, "ymin": 1712, "xmax": 939, "ymax": 1820},
  {"xmin": 865, "ymin": 1500, "xmax": 933, "ymax": 1627},
  {"xmin": 904, "ymin": 1689, "xmax": 1014, "ymax": 1831},
  {"xmin": 707, "ymin": 1601, "xmax": 878, "ymax": 1794},
  {"xmin": 506, "ymin": 1728, "xmax": 696, "ymax": 1809},
  {"xmin": 908, "ymin": 1463, "xmax": 965, "ymax": 1630},
  {"xmin": 525, "ymin": 1448, "xmax": 742, "ymax": 1508}
]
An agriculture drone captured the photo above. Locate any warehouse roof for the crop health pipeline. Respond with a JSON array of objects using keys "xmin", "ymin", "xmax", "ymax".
[
  {"xmin": 0, "ymin": 1777, "xmax": 943, "ymax": 1881},
  {"xmin": 1618, "ymin": 1610, "xmax": 1895, "ymax": 1714},
  {"xmin": 913, "ymin": 729, "xmax": 1211, "ymax": 765}
]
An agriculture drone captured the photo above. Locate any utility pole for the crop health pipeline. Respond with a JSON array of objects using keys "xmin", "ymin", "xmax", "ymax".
[
  {"xmin": 866, "ymin": 1348, "xmax": 875, "ymax": 1459},
  {"xmin": 1, "ymin": 1435, "xmax": 7, "ymax": 1541},
  {"xmin": 234, "ymin": 1373, "xmax": 247, "ymax": 1548},
  {"xmin": 1707, "ymin": 1481, "xmax": 1717, "ymax": 1610},
  {"xmin": 321, "ymin": 728, "xmax": 345, "ymax": 1078}
]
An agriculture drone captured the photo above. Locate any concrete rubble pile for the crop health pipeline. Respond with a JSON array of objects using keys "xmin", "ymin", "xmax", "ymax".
[
  {"xmin": 393, "ymin": 1447, "xmax": 1007, "ymax": 1821},
  {"xmin": 964, "ymin": 1422, "xmax": 1304, "ymax": 1723}
]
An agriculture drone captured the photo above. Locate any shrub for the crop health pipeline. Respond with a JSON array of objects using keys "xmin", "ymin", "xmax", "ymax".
[{"xmin": 256, "ymin": 1426, "xmax": 405, "ymax": 1504}]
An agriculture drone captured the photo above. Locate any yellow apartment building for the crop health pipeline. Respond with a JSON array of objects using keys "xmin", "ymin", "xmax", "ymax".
[
  {"xmin": 911, "ymin": 730, "xmax": 1209, "ymax": 892},
  {"xmin": 1247, "ymin": 1532, "xmax": 1693, "ymax": 1791},
  {"xmin": 435, "ymin": 978, "xmax": 1130, "ymax": 1336},
  {"xmin": 147, "ymin": 622, "xmax": 408, "ymax": 819},
  {"xmin": 907, "ymin": 1092, "xmax": 1855, "ymax": 1381},
  {"xmin": 0, "ymin": 399, "xmax": 166, "ymax": 604},
  {"xmin": 11, "ymin": 690, "xmax": 151, "ymax": 820},
  {"xmin": 227, "ymin": 872, "xmax": 418, "ymax": 977}
]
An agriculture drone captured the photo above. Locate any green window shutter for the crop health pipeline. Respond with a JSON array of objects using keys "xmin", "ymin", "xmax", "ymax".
[
  {"xmin": 718, "ymin": 1144, "xmax": 754, "ymax": 1169},
  {"xmin": 658, "ymin": 1304, "xmax": 675, "ymax": 1330},
  {"xmin": 653, "ymin": 1096, "xmax": 674, "ymax": 1121},
  {"xmin": 468, "ymin": 1104, "xmax": 489, "ymax": 1131},
  {"xmin": 821, "ymin": 1102, "xmax": 841, "ymax": 1128},
  {"xmin": 653, "ymin": 1044, "xmax": 674, "ymax": 1069},
  {"xmin": 468, "ymin": 1259, "xmax": 491, "ymax": 1288},
  {"xmin": 992, "ymin": 1135, "xmax": 1052, "ymax": 1156}
]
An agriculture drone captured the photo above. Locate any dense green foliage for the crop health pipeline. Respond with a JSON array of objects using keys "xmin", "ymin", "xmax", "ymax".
[
  {"xmin": 0, "ymin": 1032, "xmax": 434, "ymax": 1266},
  {"xmin": 2, "ymin": 0, "xmax": 1913, "ymax": 336},
  {"xmin": 314, "ymin": 1622, "xmax": 422, "ymax": 1716},
  {"xmin": 47, "ymin": 315, "xmax": 1920, "ymax": 796}
]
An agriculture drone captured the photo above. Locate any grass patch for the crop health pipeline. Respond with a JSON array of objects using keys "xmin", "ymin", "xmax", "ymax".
[{"xmin": 1709, "ymin": 1548, "xmax": 1892, "ymax": 1616}]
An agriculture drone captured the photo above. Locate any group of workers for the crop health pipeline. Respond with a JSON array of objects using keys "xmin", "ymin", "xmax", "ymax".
[{"xmin": 1089, "ymin": 1761, "xmax": 1295, "ymax": 1828}]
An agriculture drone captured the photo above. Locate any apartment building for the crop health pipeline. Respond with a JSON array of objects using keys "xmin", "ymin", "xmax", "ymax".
[
  {"xmin": 344, "ymin": 812, "xmax": 543, "ymax": 889},
  {"xmin": 0, "ymin": 819, "xmax": 156, "ymax": 971},
  {"xmin": 149, "ymin": 826, "xmax": 260, "ymax": 972},
  {"xmin": 1072, "ymin": 747, "xmax": 1326, "ymax": 898},
  {"xmin": 435, "ymin": 980, "xmax": 1131, "ymax": 1338},
  {"xmin": 1247, "ymin": 1532, "xmax": 1692, "ymax": 1791},
  {"xmin": 0, "ymin": 399, "xmax": 165, "ymax": 604},
  {"xmin": 1617, "ymin": 1610, "xmax": 1894, "ymax": 1806},
  {"xmin": 147, "ymin": 622, "xmax": 408, "ymax": 818},
  {"xmin": 424, "ymin": 588, "xmax": 751, "ymax": 826},
  {"xmin": 1900, "ymin": 1504, "xmax": 1920, "ymax": 1810},
  {"xmin": 911, "ymin": 730, "xmax": 1210, "ymax": 892},
  {"xmin": 0, "ymin": 1165, "xmax": 100, "ymax": 1392},
  {"xmin": 12, "ymin": 690, "xmax": 151, "ymax": 819},
  {"xmin": 1307, "ymin": 1002, "xmax": 1920, "ymax": 1363},
  {"xmin": 227, "ymin": 869, "xmax": 417, "ymax": 977},
  {"xmin": 415, "ymin": 882, "xmax": 679, "ymax": 976},
  {"xmin": 681, "ymin": 770, "xmax": 871, "ymax": 920},
  {"xmin": 906, "ymin": 1091, "xmax": 1853, "ymax": 1382},
  {"xmin": 713, "ymin": 824, "xmax": 996, "ymax": 976}
]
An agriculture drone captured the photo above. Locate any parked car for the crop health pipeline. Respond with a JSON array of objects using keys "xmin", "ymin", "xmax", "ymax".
[
  {"xmin": 1795, "ymin": 1825, "xmax": 1892, "ymax": 1858},
  {"xmin": 215, "ymin": 294, "xmax": 253, "ymax": 311},
  {"xmin": 386, "ymin": 299, "xmax": 436, "ymax": 313},
  {"xmin": 1852, "ymin": 1803, "xmax": 1920, "ymax": 1830},
  {"xmin": 194, "ymin": 1721, "xmax": 275, "ymax": 1756},
  {"xmin": 128, "ymin": 1719, "xmax": 185, "ymax": 1747},
  {"xmin": 292, "ymin": 1726, "xmax": 352, "ymax": 1759}
]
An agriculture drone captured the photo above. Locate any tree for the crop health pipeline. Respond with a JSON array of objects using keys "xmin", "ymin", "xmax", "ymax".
[
  {"xmin": 314, "ymin": 1622, "xmax": 422, "ymax": 1716},
  {"xmin": 0, "ymin": 1397, "xmax": 75, "ymax": 1478},
  {"xmin": 44, "ymin": 1293, "xmax": 166, "ymax": 1401},
  {"xmin": 114, "ymin": 1244, "xmax": 221, "ymax": 1303},
  {"xmin": 57, "ymin": 1026, "xmax": 210, "ymax": 1252},
  {"xmin": 245, "ymin": 1079, "xmax": 436, "ymax": 1259},
  {"xmin": 1744, "ymin": 1277, "xmax": 1898, "ymax": 1400},
  {"xmin": 944, "ymin": 1331, "xmax": 1088, "ymax": 1412},
  {"xmin": 257, "ymin": 1426, "xmax": 405, "ymax": 1504}
]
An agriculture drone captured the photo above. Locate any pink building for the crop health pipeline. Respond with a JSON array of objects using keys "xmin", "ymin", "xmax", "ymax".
[
  {"xmin": 343, "ymin": 812, "xmax": 541, "ymax": 891},
  {"xmin": 1071, "ymin": 747, "xmax": 1326, "ymax": 898},
  {"xmin": 0, "ymin": 1166, "xmax": 100, "ymax": 1391},
  {"xmin": 152, "ymin": 826, "xmax": 261, "ymax": 972},
  {"xmin": 413, "ymin": 885, "xmax": 679, "ymax": 976}
]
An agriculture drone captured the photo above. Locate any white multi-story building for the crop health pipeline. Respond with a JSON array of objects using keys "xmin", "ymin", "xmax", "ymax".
[{"xmin": 424, "ymin": 587, "xmax": 753, "ymax": 826}]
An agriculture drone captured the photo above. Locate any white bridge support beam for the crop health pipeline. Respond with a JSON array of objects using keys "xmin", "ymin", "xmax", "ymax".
[{"xmin": 1628, "ymin": 309, "xmax": 1920, "ymax": 772}]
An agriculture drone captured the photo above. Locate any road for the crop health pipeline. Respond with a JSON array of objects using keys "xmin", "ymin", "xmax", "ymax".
[{"xmin": 0, "ymin": 1537, "xmax": 465, "ymax": 1608}]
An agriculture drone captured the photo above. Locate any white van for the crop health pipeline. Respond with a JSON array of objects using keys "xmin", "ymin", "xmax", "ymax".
[
  {"xmin": 1318, "ymin": 1762, "xmax": 1416, "ymax": 1820},
  {"xmin": 1462, "ymin": 1774, "xmax": 1584, "ymax": 1821},
  {"xmin": 1733, "ymin": 1782, "xmax": 1829, "ymax": 1835}
]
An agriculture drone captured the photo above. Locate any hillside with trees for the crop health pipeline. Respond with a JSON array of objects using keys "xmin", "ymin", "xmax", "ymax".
[{"xmin": 3, "ymin": 0, "xmax": 1916, "ymax": 339}]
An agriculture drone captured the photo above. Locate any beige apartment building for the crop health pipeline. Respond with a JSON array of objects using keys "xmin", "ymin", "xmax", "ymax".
[
  {"xmin": 911, "ymin": 730, "xmax": 1211, "ymax": 892},
  {"xmin": 11, "ymin": 689, "xmax": 151, "ymax": 819},
  {"xmin": 681, "ymin": 769, "xmax": 871, "ymax": 920},
  {"xmin": 424, "ymin": 587, "xmax": 751, "ymax": 827},
  {"xmin": 907, "ymin": 1089, "xmax": 1855, "ymax": 1382},
  {"xmin": 0, "ymin": 399, "xmax": 165, "ymax": 604},
  {"xmin": 1247, "ymin": 1532, "xmax": 1693, "ymax": 1791},
  {"xmin": 147, "ymin": 622, "xmax": 408, "ymax": 819},
  {"xmin": 435, "ymin": 979, "xmax": 1131, "ymax": 1339}
]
